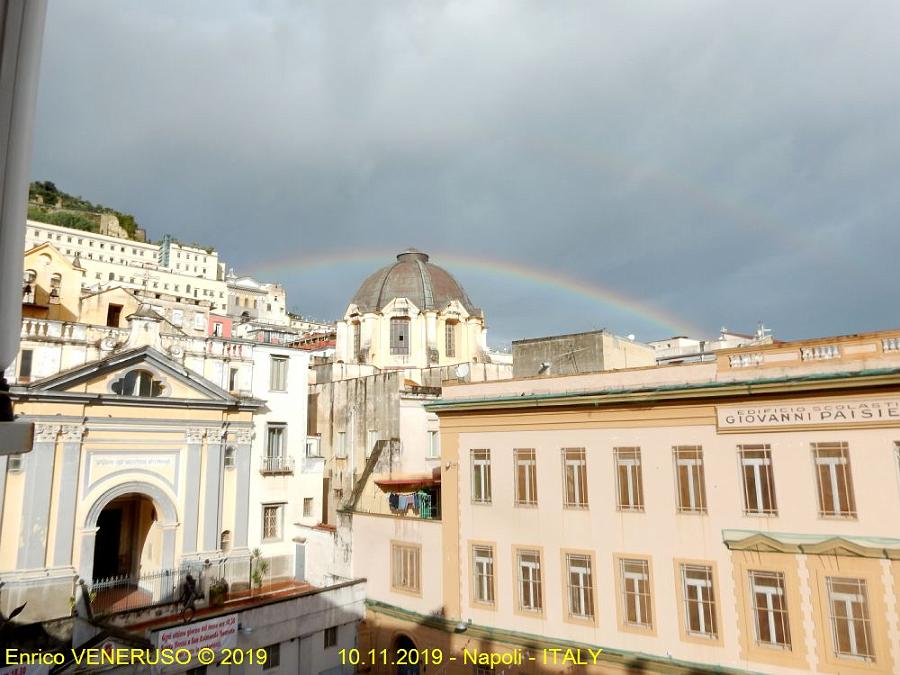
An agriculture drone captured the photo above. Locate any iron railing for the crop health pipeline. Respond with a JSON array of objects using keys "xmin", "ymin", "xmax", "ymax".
[
  {"xmin": 260, "ymin": 454, "xmax": 295, "ymax": 474},
  {"xmin": 87, "ymin": 564, "xmax": 197, "ymax": 614}
]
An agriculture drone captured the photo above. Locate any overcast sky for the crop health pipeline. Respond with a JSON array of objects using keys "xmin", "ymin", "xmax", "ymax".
[{"xmin": 31, "ymin": 1, "xmax": 900, "ymax": 346}]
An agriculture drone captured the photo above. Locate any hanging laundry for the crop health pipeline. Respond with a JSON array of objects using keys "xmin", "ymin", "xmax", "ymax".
[
  {"xmin": 398, "ymin": 494, "xmax": 415, "ymax": 510},
  {"xmin": 389, "ymin": 493, "xmax": 399, "ymax": 509}
]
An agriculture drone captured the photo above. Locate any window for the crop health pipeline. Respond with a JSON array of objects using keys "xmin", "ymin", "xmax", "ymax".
[
  {"xmin": 265, "ymin": 424, "xmax": 286, "ymax": 465},
  {"xmin": 324, "ymin": 626, "xmax": 338, "ymax": 649},
  {"xmin": 306, "ymin": 435, "xmax": 322, "ymax": 458},
  {"xmin": 681, "ymin": 564, "xmax": 717, "ymax": 638},
  {"xmin": 106, "ymin": 303, "xmax": 123, "ymax": 327},
  {"xmin": 367, "ymin": 430, "xmax": 378, "ymax": 458},
  {"xmin": 269, "ymin": 356, "xmax": 288, "ymax": 391},
  {"xmin": 262, "ymin": 643, "xmax": 280, "ymax": 670},
  {"xmin": 303, "ymin": 497, "xmax": 313, "ymax": 517},
  {"xmin": 813, "ymin": 442, "xmax": 856, "ymax": 517},
  {"xmin": 620, "ymin": 559, "xmax": 652, "ymax": 628},
  {"xmin": 472, "ymin": 545, "xmax": 495, "ymax": 605},
  {"xmin": 212, "ymin": 321, "xmax": 223, "ymax": 337},
  {"xmin": 7, "ymin": 454, "xmax": 24, "ymax": 472},
  {"xmin": 562, "ymin": 448, "xmax": 588, "ymax": 508},
  {"xmin": 896, "ymin": 442, "xmax": 900, "ymax": 477},
  {"xmin": 390, "ymin": 318, "xmax": 410, "ymax": 355},
  {"xmin": 674, "ymin": 446, "xmax": 707, "ymax": 513},
  {"xmin": 352, "ymin": 322, "xmax": 361, "ymax": 359},
  {"xmin": 471, "ymin": 449, "xmax": 492, "ymax": 503},
  {"xmin": 49, "ymin": 273, "xmax": 61, "ymax": 303},
  {"xmin": 262, "ymin": 504, "xmax": 283, "ymax": 541},
  {"xmin": 514, "ymin": 448, "xmax": 538, "ymax": 506},
  {"xmin": 220, "ymin": 530, "xmax": 232, "ymax": 552},
  {"xmin": 223, "ymin": 446, "xmax": 235, "ymax": 468},
  {"xmin": 22, "ymin": 270, "xmax": 35, "ymax": 303},
  {"xmin": 391, "ymin": 543, "xmax": 421, "ymax": 593},
  {"xmin": 427, "ymin": 430, "xmax": 439, "ymax": 459},
  {"xmin": 614, "ymin": 447, "xmax": 644, "ymax": 511},
  {"xmin": 171, "ymin": 309, "xmax": 183, "ymax": 327},
  {"xmin": 445, "ymin": 322, "xmax": 456, "ymax": 357},
  {"xmin": 516, "ymin": 550, "xmax": 542, "ymax": 612},
  {"xmin": 739, "ymin": 445, "xmax": 777, "ymax": 515},
  {"xmin": 565, "ymin": 554, "xmax": 595, "ymax": 620},
  {"xmin": 826, "ymin": 577, "xmax": 874, "ymax": 661},
  {"xmin": 112, "ymin": 369, "xmax": 164, "ymax": 397},
  {"xmin": 749, "ymin": 571, "xmax": 791, "ymax": 649},
  {"xmin": 18, "ymin": 350, "xmax": 33, "ymax": 380},
  {"xmin": 336, "ymin": 431, "xmax": 347, "ymax": 459}
]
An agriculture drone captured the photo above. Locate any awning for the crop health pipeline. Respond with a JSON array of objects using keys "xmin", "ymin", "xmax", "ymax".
[{"xmin": 375, "ymin": 473, "xmax": 440, "ymax": 492}]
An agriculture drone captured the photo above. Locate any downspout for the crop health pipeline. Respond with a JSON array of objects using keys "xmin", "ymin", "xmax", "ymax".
[{"xmin": 0, "ymin": 0, "xmax": 48, "ymax": 453}]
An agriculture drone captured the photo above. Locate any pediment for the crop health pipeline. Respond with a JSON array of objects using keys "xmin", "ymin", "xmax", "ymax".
[
  {"xmin": 383, "ymin": 297, "xmax": 421, "ymax": 316},
  {"xmin": 442, "ymin": 299, "xmax": 471, "ymax": 320},
  {"xmin": 724, "ymin": 533, "xmax": 800, "ymax": 554},
  {"xmin": 22, "ymin": 346, "xmax": 243, "ymax": 405},
  {"xmin": 800, "ymin": 538, "xmax": 869, "ymax": 558}
]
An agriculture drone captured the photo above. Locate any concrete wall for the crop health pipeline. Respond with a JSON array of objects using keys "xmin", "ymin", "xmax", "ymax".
[
  {"xmin": 512, "ymin": 330, "xmax": 655, "ymax": 378},
  {"xmin": 352, "ymin": 513, "xmax": 444, "ymax": 618}
]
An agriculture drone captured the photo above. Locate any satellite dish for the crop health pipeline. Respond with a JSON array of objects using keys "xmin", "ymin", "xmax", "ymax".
[{"xmin": 455, "ymin": 363, "xmax": 470, "ymax": 379}]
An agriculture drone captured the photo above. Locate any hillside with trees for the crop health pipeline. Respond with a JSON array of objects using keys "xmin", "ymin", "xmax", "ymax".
[{"xmin": 28, "ymin": 180, "xmax": 144, "ymax": 240}]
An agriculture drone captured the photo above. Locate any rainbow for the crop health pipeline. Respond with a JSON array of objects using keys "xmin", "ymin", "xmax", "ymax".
[{"xmin": 244, "ymin": 250, "xmax": 705, "ymax": 338}]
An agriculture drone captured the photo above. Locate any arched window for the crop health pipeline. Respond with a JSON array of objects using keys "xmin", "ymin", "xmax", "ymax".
[
  {"xmin": 49, "ymin": 273, "xmax": 62, "ymax": 304},
  {"xmin": 112, "ymin": 369, "xmax": 164, "ymax": 397},
  {"xmin": 22, "ymin": 270, "xmax": 36, "ymax": 303},
  {"xmin": 220, "ymin": 530, "xmax": 232, "ymax": 552},
  {"xmin": 108, "ymin": 272, "xmax": 115, "ymax": 281}
]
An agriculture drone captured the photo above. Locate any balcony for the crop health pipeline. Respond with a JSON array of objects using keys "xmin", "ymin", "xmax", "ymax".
[
  {"xmin": 305, "ymin": 435, "xmax": 322, "ymax": 458},
  {"xmin": 260, "ymin": 455, "xmax": 295, "ymax": 475}
]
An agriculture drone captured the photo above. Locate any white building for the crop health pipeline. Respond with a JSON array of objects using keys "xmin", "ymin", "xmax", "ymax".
[{"xmin": 24, "ymin": 220, "xmax": 229, "ymax": 312}]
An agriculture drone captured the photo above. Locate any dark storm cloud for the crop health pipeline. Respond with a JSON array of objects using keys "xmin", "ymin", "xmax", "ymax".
[{"xmin": 31, "ymin": 1, "xmax": 900, "ymax": 344}]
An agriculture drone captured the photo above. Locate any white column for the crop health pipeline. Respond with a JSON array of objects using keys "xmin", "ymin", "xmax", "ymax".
[{"xmin": 0, "ymin": 0, "xmax": 48, "ymax": 374}]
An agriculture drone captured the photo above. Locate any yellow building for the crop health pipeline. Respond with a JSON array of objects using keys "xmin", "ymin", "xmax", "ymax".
[
  {"xmin": 3, "ymin": 307, "xmax": 260, "ymax": 622},
  {"xmin": 22, "ymin": 241, "xmax": 84, "ymax": 323},
  {"xmin": 360, "ymin": 329, "xmax": 900, "ymax": 674}
]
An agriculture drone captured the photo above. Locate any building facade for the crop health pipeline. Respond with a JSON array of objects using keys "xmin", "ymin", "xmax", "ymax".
[
  {"xmin": 25, "ymin": 220, "xmax": 229, "ymax": 312},
  {"xmin": 361, "ymin": 329, "xmax": 900, "ymax": 674}
]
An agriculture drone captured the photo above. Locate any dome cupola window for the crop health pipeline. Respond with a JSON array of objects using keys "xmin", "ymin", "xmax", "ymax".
[{"xmin": 390, "ymin": 318, "xmax": 410, "ymax": 355}]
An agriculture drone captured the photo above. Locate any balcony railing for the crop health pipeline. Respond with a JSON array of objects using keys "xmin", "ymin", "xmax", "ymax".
[
  {"xmin": 260, "ymin": 455, "xmax": 295, "ymax": 474},
  {"xmin": 305, "ymin": 435, "xmax": 322, "ymax": 458},
  {"xmin": 88, "ymin": 564, "xmax": 195, "ymax": 615}
]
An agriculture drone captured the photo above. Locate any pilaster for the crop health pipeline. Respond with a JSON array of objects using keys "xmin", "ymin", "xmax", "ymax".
[
  {"xmin": 181, "ymin": 426, "xmax": 205, "ymax": 554},
  {"xmin": 17, "ymin": 423, "xmax": 58, "ymax": 569},
  {"xmin": 202, "ymin": 431, "xmax": 224, "ymax": 552},
  {"xmin": 51, "ymin": 424, "xmax": 84, "ymax": 567},
  {"xmin": 232, "ymin": 427, "xmax": 253, "ymax": 550}
]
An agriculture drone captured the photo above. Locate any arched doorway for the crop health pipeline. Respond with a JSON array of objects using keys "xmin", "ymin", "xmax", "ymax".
[
  {"xmin": 80, "ymin": 481, "xmax": 179, "ymax": 583},
  {"xmin": 393, "ymin": 634, "xmax": 419, "ymax": 675},
  {"xmin": 92, "ymin": 494, "xmax": 158, "ymax": 580}
]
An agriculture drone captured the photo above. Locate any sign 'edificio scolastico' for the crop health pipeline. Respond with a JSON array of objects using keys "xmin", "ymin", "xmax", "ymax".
[{"xmin": 717, "ymin": 397, "xmax": 900, "ymax": 431}]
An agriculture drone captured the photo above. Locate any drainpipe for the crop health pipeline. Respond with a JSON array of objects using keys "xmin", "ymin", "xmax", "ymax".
[{"xmin": 0, "ymin": 0, "xmax": 48, "ymax": 453}]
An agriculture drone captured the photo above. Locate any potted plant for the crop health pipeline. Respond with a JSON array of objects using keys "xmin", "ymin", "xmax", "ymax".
[{"xmin": 208, "ymin": 578, "xmax": 228, "ymax": 607}]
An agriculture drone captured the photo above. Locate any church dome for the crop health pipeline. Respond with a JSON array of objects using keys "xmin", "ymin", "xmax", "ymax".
[{"xmin": 349, "ymin": 248, "xmax": 479, "ymax": 315}]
